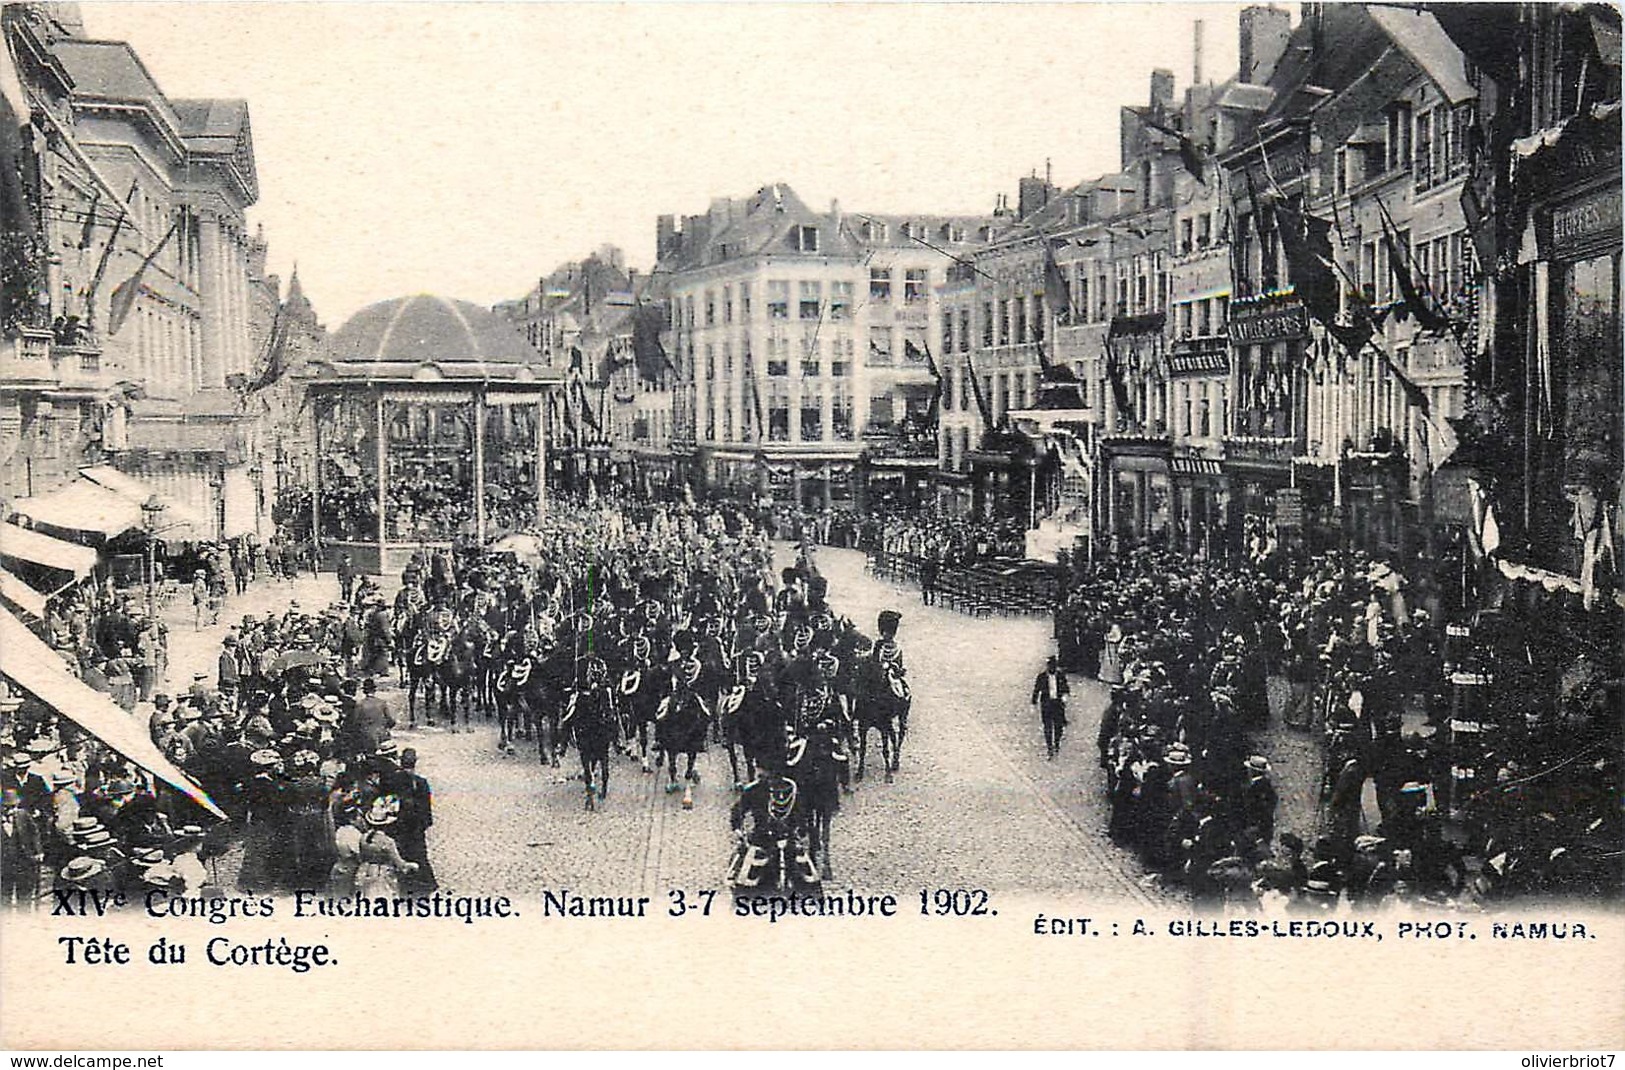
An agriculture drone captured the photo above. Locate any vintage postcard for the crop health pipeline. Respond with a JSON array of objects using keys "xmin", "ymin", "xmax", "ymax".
[{"xmin": 1, "ymin": 0, "xmax": 1622, "ymax": 1051}]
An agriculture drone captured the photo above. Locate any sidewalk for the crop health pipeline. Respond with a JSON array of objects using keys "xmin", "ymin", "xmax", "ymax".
[{"xmin": 153, "ymin": 571, "xmax": 339, "ymax": 696}]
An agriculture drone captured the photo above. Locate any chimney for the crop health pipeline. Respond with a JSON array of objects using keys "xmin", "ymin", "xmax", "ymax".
[
  {"xmin": 1017, "ymin": 175, "xmax": 1051, "ymax": 220},
  {"xmin": 656, "ymin": 214, "xmax": 677, "ymax": 260},
  {"xmin": 830, "ymin": 198, "xmax": 842, "ymax": 230},
  {"xmin": 1193, "ymin": 19, "xmax": 1204, "ymax": 85},
  {"xmin": 1150, "ymin": 68, "xmax": 1176, "ymax": 113},
  {"xmin": 1238, "ymin": 5, "xmax": 1292, "ymax": 85}
]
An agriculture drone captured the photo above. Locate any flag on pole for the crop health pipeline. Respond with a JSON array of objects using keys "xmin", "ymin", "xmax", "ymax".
[
  {"xmin": 964, "ymin": 351, "xmax": 996, "ymax": 430},
  {"xmin": 106, "ymin": 221, "xmax": 178, "ymax": 336},
  {"xmin": 247, "ymin": 298, "xmax": 292, "ymax": 392},
  {"xmin": 922, "ymin": 343, "xmax": 943, "ymax": 432},
  {"xmin": 1044, "ymin": 238, "xmax": 1075, "ymax": 324},
  {"xmin": 77, "ymin": 190, "xmax": 102, "ymax": 250}
]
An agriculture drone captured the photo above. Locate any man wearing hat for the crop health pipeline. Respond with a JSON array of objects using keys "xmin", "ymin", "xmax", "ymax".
[
  {"xmin": 218, "ymin": 634, "xmax": 242, "ymax": 695},
  {"xmin": 1241, "ymin": 755, "xmax": 1278, "ymax": 846},
  {"xmin": 1030, "ymin": 655, "xmax": 1071, "ymax": 760},
  {"xmin": 2, "ymin": 751, "xmax": 51, "ymax": 827},
  {"xmin": 2, "ymin": 785, "xmax": 45, "ymax": 908},
  {"xmin": 348, "ymin": 677, "xmax": 394, "ymax": 760}
]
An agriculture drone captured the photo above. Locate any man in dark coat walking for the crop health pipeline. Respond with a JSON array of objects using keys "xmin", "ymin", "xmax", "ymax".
[
  {"xmin": 383, "ymin": 747, "xmax": 436, "ymax": 893},
  {"xmin": 1030, "ymin": 655, "xmax": 1071, "ymax": 759}
]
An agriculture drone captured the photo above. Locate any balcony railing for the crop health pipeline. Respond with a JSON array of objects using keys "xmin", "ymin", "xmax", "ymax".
[{"xmin": 1223, "ymin": 435, "xmax": 1298, "ymax": 465}]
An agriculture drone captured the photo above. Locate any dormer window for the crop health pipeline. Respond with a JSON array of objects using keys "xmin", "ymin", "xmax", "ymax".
[
  {"xmin": 795, "ymin": 226, "xmax": 819, "ymax": 252},
  {"xmin": 863, "ymin": 220, "xmax": 889, "ymax": 242}
]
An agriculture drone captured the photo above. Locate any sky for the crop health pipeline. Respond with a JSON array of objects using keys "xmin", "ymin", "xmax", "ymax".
[{"xmin": 81, "ymin": 1, "xmax": 1251, "ymax": 327}]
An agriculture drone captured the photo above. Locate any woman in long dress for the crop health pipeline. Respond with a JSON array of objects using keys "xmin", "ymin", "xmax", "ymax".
[
  {"xmin": 353, "ymin": 795, "xmax": 417, "ymax": 898},
  {"xmin": 1098, "ymin": 622, "xmax": 1126, "ymax": 685},
  {"xmin": 327, "ymin": 807, "xmax": 363, "ymax": 896}
]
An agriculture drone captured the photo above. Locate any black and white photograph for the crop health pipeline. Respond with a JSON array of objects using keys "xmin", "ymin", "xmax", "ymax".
[{"xmin": 0, "ymin": 0, "xmax": 1621, "ymax": 1052}]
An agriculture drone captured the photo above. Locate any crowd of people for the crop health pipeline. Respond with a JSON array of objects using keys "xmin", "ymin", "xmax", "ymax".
[{"xmin": 1059, "ymin": 543, "xmax": 1622, "ymax": 909}]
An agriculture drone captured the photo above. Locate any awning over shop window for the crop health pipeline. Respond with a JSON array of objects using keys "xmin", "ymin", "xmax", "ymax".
[
  {"xmin": 0, "ymin": 608, "xmax": 226, "ymax": 819},
  {"xmin": 8, "ymin": 481, "xmax": 143, "ymax": 538},
  {"xmin": 0, "ymin": 522, "xmax": 98, "ymax": 579},
  {"xmin": 77, "ymin": 465, "xmax": 213, "ymax": 533},
  {"xmin": 0, "ymin": 568, "xmax": 47, "ymax": 618}
]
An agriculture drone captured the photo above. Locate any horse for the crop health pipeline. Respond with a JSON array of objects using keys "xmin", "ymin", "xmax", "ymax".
[
  {"xmin": 406, "ymin": 610, "xmax": 454, "ymax": 728},
  {"xmin": 656, "ymin": 663, "xmax": 709, "ymax": 807},
  {"xmin": 565, "ymin": 676, "xmax": 616, "ymax": 810},
  {"xmin": 437, "ymin": 630, "xmax": 481, "ymax": 732},
  {"xmin": 854, "ymin": 643, "xmax": 908, "ymax": 784},
  {"xmin": 616, "ymin": 650, "xmax": 663, "ymax": 773},
  {"xmin": 492, "ymin": 635, "xmax": 536, "ymax": 753},
  {"xmin": 787, "ymin": 721, "xmax": 847, "ymax": 881}
]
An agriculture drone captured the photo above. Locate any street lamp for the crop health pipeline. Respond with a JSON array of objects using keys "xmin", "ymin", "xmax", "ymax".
[{"xmin": 141, "ymin": 494, "xmax": 164, "ymax": 618}]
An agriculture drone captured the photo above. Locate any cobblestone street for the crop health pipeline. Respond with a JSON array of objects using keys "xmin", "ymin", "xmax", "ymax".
[{"xmin": 153, "ymin": 546, "xmax": 1349, "ymax": 905}]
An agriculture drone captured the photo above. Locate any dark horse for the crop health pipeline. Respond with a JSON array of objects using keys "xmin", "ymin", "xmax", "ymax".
[
  {"xmin": 566, "ymin": 664, "xmax": 617, "ymax": 810},
  {"xmin": 492, "ymin": 634, "xmax": 537, "ymax": 753},
  {"xmin": 854, "ymin": 640, "xmax": 908, "ymax": 783},
  {"xmin": 786, "ymin": 721, "xmax": 847, "ymax": 880},
  {"xmin": 437, "ymin": 626, "xmax": 482, "ymax": 732},
  {"xmin": 406, "ymin": 608, "xmax": 454, "ymax": 728},
  {"xmin": 656, "ymin": 661, "xmax": 709, "ymax": 808}
]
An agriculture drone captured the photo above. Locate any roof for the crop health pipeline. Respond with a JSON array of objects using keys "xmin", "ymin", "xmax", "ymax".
[
  {"xmin": 328, "ymin": 294, "xmax": 545, "ymax": 367},
  {"xmin": 0, "ymin": 607, "xmax": 225, "ymax": 818},
  {"xmin": 78, "ymin": 465, "xmax": 213, "ymax": 534},
  {"xmin": 172, "ymin": 97, "xmax": 248, "ymax": 138},
  {"xmin": 0, "ymin": 523, "xmax": 97, "ymax": 578},
  {"xmin": 1368, "ymin": 7, "xmax": 1476, "ymax": 106}
]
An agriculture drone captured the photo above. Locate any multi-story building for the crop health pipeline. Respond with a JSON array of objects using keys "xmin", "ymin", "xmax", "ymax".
[
  {"xmin": 498, "ymin": 248, "xmax": 675, "ymax": 497},
  {"xmin": 657, "ymin": 185, "xmax": 992, "ymax": 509},
  {"xmin": 2, "ymin": 5, "xmax": 271, "ymax": 541}
]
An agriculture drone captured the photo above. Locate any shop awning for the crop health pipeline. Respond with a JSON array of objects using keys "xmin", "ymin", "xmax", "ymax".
[
  {"xmin": 0, "ymin": 568, "xmax": 47, "ymax": 618},
  {"xmin": 77, "ymin": 465, "xmax": 212, "ymax": 532},
  {"xmin": 0, "ymin": 522, "xmax": 98, "ymax": 579},
  {"xmin": 0, "ymin": 608, "xmax": 225, "ymax": 819},
  {"xmin": 8, "ymin": 481, "xmax": 143, "ymax": 538}
]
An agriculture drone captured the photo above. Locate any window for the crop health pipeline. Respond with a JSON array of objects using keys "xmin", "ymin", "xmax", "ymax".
[
  {"xmin": 832, "ymin": 390, "xmax": 853, "ymax": 440},
  {"xmin": 868, "ymin": 326, "xmax": 892, "ymax": 364},
  {"xmin": 1212, "ymin": 297, "xmax": 1226, "ymax": 334},
  {"xmin": 1197, "ymin": 212, "xmax": 1212, "ymax": 248},
  {"xmin": 958, "ymin": 308, "xmax": 971, "ymax": 352},
  {"xmin": 800, "ymin": 397, "xmax": 822, "ymax": 440},
  {"xmin": 740, "ymin": 282, "xmax": 751, "ymax": 319},
  {"xmin": 768, "ymin": 398, "xmax": 790, "ymax": 441},
  {"xmin": 997, "ymin": 301, "xmax": 1010, "ymax": 346},
  {"xmin": 1199, "ymin": 393, "xmax": 1211, "ymax": 437},
  {"xmin": 902, "ymin": 326, "xmax": 927, "ymax": 362},
  {"xmin": 795, "ymin": 226, "xmax": 819, "ymax": 253},
  {"xmin": 1179, "ymin": 302, "xmax": 1193, "ymax": 339},
  {"xmin": 1013, "ymin": 297, "xmax": 1027, "ymax": 344},
  {"xmin": 870, "ymin": 267, "xmax": 892, "ymax": 302},
  {"xmin": 1387, "ymin": 102, "xmax": 1413, "ymax": 173},
  {"xmin": 1076, "ymin": 273, "xmax": 1090, "ymax": 322},
  {"xmin": 863, "ymin": 219, "xmax": 889, "ymax": 242},
  {"xmin": 980, "ymin": 303, "xmax": 994, "ymax": 347},
  {"xmin": 705, "ymin": 290, "xmax": 716, "ymax": 326},
  {"xmin": 768, "ymin": 280, "xmax": 789, "ymax": 319},
  {"xmin": 703, "ymin": 344, "xmax": 715, "ymax": 381},
  {"xmin": 869, "ymin": 394, "xmax": 894, "ymax": 428},
  {"xmin": 831, "ymin": 335, "xmax": 852, "ymax": 377},
  {"xmin": 1180, "ymin": 218, "xmax": 1194, "ymax": 254},
  {"xmin": 767, "ymin": 335, "xmax": 789, "ymax": 377},
  {"xmin": 1449, "ymin": 104, "xmax": 1472, "ymax": 179},
  {"xmin": 942, "ymin": 310, "xmax": 955, "ymax": 354},
  {"xmin": 1361, "ymin": 242, "xmax": 1378, "ymax": 303},
  {"xmin": 1431, "ymin": 236, "xmax": 1451, "ymax": 301},
  {"xmin": 1335, "ymin": 147, "xmax": 1350, "ymax": 196},
  {"xmin": 800, "ymin": 333, "xmax": 821, "ymax": 378},
  {"xmin": 904, "ymin": 268, "xmax": 928, "ymax": 303},
  {"xmin": 723, "ymin": 285, "xmax": 733, "ymax": 324},
  {"xmin": 799, "ymin": 281, "xmax": 822, "ymax": 320},
  {"xmin": 1196, "ymin": 299, "xmax": 1211, "ymax": 337},
  {"xmin": 829, "ymin": 280, "xmax": 852, "ymax": 320}
]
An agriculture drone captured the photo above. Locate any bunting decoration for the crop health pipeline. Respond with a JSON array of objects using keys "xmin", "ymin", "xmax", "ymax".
[
  {"xmin": 964, "ymin": 350, "xmax": 996, "ymax": 430},
  {"xmin": 1043, "ymin": 237, "xmax": 1076, "ymax": 324}
]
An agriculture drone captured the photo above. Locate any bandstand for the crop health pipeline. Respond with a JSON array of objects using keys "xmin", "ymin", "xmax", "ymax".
[{"xmin": 305, "ymin": 295, "xmax": 563, "ymax": 574}]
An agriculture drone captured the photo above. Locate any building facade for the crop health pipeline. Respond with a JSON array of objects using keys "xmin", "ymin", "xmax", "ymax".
[
  {"xmin": 657, "ymin": 185, "xmax": 992, "ymax": 509},
  {"xmin": 3, "ymin": 4, "xmax": 271, "ymax": 541}
]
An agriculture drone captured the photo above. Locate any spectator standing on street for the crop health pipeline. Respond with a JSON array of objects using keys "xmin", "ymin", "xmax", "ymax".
[
  {"xmin": 384, "ymin": 747, "xmax": 436, "ymax": 894},
  {"xmin": 1030, "ymin": 655, "xmax": 1071, "ymax": 759},
  {"xmin": 337, "ymin": 553, "xmax": 356, "ymax": 604},
  {"xmin": 191, "ymin": 570, "xmax": 209, "ymax": 630}
]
